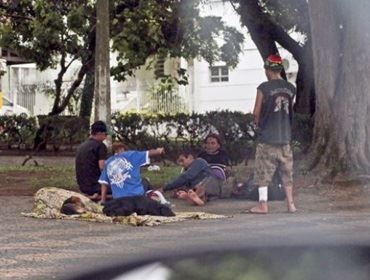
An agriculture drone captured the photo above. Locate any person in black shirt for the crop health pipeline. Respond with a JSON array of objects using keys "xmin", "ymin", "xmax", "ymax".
[
  {"xmin": 249, "ymin": 54, "xmax": 297, "ymax": 214},
  {"xmin": 75, "ymin": 121, "xmax": 111, "ymax": 200},
  {"xmin": 197, "ymin": 133, "xmax": 231, "ymax": 179}
]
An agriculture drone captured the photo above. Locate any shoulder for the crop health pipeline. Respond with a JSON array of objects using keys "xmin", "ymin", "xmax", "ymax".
[
  {"xmin": 257, "ymin": 81, "xmax": 270, "ymax": 90},
  {"xmin": 194, "ymin": 158, "xmax": 208, "ymax": 166},
  {"xmin": 197, "ymin": 150, "xmax": 207, "ymax": 157}
]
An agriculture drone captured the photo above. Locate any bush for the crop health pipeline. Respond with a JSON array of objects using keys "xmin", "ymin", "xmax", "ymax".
[
  {"xmin": 0, "ymin": 115, "xmax": 38, "ymax": 149},
  {"xmin": 0, "ymin": 111, "xmax": 313, "ymax": 163}
]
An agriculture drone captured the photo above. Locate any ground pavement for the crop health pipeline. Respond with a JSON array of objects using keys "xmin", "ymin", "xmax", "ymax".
[
  {"xmin": 1, "ymin": 195, "xmax": 370, "ymax": 280},
  {"xmin": 1, "ymin": 156, "xmax": 370, "ymax": 279}
]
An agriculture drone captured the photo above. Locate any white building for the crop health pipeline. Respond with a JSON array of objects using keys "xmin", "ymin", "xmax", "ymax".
[{"xmin": 0, "ymin": 0, "xmax": 298, "ymax": 116}]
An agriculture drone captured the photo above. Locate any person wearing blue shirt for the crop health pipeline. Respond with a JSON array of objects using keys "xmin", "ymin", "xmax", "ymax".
[{"xmin": 99, "ymin": 142, "xmax": 164, "ymax": 203}]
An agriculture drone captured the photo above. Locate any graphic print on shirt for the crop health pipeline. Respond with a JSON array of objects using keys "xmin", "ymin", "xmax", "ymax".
[
  {"xmin": 270, "ymin": 88, "xmax": 293, "ymax": 115},
  {"xmin": 107, "ymin": 158, "xmax": 133, "ymax": 188}
]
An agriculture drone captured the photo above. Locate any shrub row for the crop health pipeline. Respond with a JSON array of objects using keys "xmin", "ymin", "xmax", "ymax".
[{"xmin": 0, "ymin": 111, "xmax": 313, "ymax": 164}]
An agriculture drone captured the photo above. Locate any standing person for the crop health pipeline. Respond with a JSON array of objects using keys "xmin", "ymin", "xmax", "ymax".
[
  {"xmin": 163, "ymin": 150, "xmax": 222, "ymax": 206},
  {"xmin": 98, "ymin": 142, "xmax": 165, "ymax": 203},
  {"xmin": 249, "ymin": 54, "xmax": 297, "ymax": 214},
  {"xmin": 75, "ymin": 120, "xmax": 109, "ymax": 200}
]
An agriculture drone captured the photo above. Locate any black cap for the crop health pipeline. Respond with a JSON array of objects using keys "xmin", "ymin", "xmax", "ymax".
[{"xmin": 91, "ymin": 121, "xmax": 107, "ymax": 135}]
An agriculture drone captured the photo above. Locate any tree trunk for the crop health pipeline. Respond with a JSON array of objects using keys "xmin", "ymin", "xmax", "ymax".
[
  {"xmin": 79, "ymin": 67, "xmax": 95, "ymax": 118},
  {"xmin": 309, "ymin": 0, "xmax": 370, "ymax": 173},
  {"xmin": 94, "ymin": 0, "xmax": 111, "ymax": 127},
  {"xmin": 234, "ymin": 0, "xmax": 314, "ymax": 114}
]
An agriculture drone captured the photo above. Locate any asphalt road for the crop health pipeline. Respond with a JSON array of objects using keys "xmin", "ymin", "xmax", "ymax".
[{"xmin": 1, "ymin": 196, "xmax": 370, "ymax": 280}]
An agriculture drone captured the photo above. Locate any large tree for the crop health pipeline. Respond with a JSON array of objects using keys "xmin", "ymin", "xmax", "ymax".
[
  {"xmin": 309, "ymin": 0, "xmax": 370, "ymax": 173},
  {"xmin": 0, "ymin": 0, "xmax": 96, "ymax": 116},
  {"xmin": 229, "ymin": 0, "xmax": 315, "ymax": 115},
  {"xmin": 0, "ymin": 0, "xmax": 244, "ymax": 116}
]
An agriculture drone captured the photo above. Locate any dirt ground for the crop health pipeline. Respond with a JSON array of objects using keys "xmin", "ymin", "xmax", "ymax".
[{"xmin": 1, "ymin": 155, "xmax": 370, "ymax": 213}]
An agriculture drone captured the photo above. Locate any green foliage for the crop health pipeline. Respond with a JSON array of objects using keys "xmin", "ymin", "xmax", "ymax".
[
  {"xmin": 36, "ymin": 115, "xmax": 90, "ymax": 150},
  {"xmin": 111, "ymin": 111, "xmax": 255, "ymax": 163},
  {"xmin": 0, "ymin": 115, "xmax": 38, "ymax": 148},
  {"xmin": 0, "ymin": 111, "xmax": 313, "ymax": 163},
  {"xmin": 1, "ymin": 0, "xmax": 243, "ymax": 116},
  {"xmin": 259, "ymin": 0, "xmax": 310, "ymax": 34}
]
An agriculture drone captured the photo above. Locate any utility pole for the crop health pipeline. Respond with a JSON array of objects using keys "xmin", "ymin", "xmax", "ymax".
[{"xmin": 94, "ymin": 0, "xmax": 111, "ymax": 130}]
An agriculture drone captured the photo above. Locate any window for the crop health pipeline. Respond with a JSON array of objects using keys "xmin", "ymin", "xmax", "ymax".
[{"xmin": 210, "ymin": 66, "xmax": 229, "ymax": 82}]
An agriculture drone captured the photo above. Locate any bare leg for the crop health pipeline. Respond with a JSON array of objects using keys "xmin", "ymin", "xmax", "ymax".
[
  {"xmin": 284, "ymin": 185, "xmax": 297, "ymax": 213},
  {"xmin": 187, "ymin": 190, "xmax": 205, "ymax": 206}
]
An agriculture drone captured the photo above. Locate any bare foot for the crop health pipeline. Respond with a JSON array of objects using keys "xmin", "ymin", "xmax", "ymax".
[
  {"xmin": 248, "ymin": 201, "xmax": 268, "ymax": 214},
  {"xmin": 176, "ymin": 190, "xmax": 189, "ymax": 200},
  {"xmin": 88, "ymin": 193, "xmax": 100, "ymax": 202},
  {"xmin": 188, "ymin": 190, "xmax": 205, "ymax": 206},
  {"xmin": 288, "ymin": 202, "xmax": 297, "ymax": 213}
]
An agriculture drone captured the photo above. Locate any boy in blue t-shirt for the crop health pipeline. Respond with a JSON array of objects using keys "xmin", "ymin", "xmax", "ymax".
[{"xmin": 98, "ymin": 142, "xmax": 164, "ymax": 203}]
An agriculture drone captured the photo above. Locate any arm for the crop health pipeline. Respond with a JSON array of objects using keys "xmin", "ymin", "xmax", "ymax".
[
  {"xmin": 148, "ymin": 147, "xmax": 165, "ymax": 157},
  {"xmin": 98, "ymin": 143, "xmax": 108, "ymax": 170},
  {"xmin": 253, "ymin": 89, "xmax": 264, "ymax": 127},
  {"xmin": 98, "ymin": 159, "xmax": 105, "ymax": 170},
  {"xmin": 164, "ymin": 160, "xmax": 204, "ymax": 191},
  {"xmin": 100, "ymin": 184, "xmax": 108, "ymax": 203}
]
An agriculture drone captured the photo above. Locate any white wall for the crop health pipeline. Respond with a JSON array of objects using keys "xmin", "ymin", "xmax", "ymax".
[{"xmin": 190, "ymin": 0, "xmax": 298, "ymax": 113}]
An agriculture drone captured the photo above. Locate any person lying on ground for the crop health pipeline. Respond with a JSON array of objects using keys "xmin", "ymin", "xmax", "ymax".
[
  {"xmin": 98, "ymin": 142, "xmax": 164, "ymax": 203},
  {"xmin": 163, "ymin": 150, "xmax": 222, "ymax": 206}
]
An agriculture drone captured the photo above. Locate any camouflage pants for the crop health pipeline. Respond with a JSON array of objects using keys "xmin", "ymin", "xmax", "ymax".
[{"xmin": 255, "ymin": 143, "xmax": 293, "ymax": 187}]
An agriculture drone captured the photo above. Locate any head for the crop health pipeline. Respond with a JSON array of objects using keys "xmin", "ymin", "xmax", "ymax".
[
  {"xmin": 112, "ymin": 142, "xmax": 128, "ymax": 154},
  {"xmin": 90, "ymin": 121, "xmax": 107, "ymax": 142},
  {"xmin": 264, "ymin": 54, "xmax": 284, "ymax": 80},
  {"xmin": 176, "ymin": 150, "xmax": 195, "ymax": 169},
  {"xmin": 204, "ymin": 133, "xmax": 221, "ymax": 154}
]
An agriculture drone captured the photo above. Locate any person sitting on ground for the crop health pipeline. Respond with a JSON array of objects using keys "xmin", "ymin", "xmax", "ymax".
[
  {"xmin": 98, "ymin": 142, "xmax": 165, "ymax": 203},
  {"xmin": 197, "ymin": 133, "xmax": 231, "ymax": 179},
  {"xmin": 75, "ymin": 120, "xmax": 110, "ymax": 201},
  {"xmin": 163, "ymin": 150, "xmax": 222, "ymax": 206}
]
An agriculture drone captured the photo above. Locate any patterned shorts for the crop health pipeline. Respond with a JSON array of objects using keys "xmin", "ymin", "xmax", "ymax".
[{"xmin": 254, "ymin": 143, "xmax": 293, "ymax": 187}]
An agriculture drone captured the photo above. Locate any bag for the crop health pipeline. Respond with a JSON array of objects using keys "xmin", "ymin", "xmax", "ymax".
[{"xmin": 231, "ymin": 171, "xmax": 286, "ymax": 201}]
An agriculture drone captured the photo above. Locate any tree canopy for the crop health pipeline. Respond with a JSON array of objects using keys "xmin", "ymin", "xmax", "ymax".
[{"xmin": 0, "ymin": 0, "xmax": 244, "ymax": 115}]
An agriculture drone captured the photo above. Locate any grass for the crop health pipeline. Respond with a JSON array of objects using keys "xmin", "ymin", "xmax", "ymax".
[
  {"xmin": 0, "ymin": 163, "xmax": 183, "ymax": 192},
  {"xmin": 0, "ymin": 162, "xmax": 251, "ymax": 194}
]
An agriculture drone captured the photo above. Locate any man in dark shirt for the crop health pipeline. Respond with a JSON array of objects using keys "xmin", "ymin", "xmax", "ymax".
[
  {"xmin": 249, "ymin": 54, "xmax": 297, "ymax": 214},
  {"xmin": 163, "ymin": 150, "xmax": 222, "ymax": 206},
  {"xmin": 75, "ymin": 120, "xmax": 110, "ymax": 199}
]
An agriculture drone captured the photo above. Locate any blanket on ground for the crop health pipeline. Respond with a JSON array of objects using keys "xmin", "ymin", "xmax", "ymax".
[{"xmin": 21, "ymin": 187, "xmax": 227, "ymax": 226}]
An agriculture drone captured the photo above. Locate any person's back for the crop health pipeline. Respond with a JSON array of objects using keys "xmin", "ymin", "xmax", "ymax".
[
  {"xmin": 98, "ymin": 143, "xmax": 165, "ymax": 202},
  {"xmin": 99, "ymin": 150, "xmax": 148, "ymax": 198},
  {"xmin": 257, "ymin": 79, "xmax": 295, "ymax": 144},
  {"xmin": 75, "ymin": 121, "xmax": 108, "ymax": 196}
]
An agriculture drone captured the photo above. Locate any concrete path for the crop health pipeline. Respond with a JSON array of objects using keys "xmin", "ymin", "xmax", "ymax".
[{"xmin": 1, "ymin": 196, "xmax": 370, "ymax": 280}]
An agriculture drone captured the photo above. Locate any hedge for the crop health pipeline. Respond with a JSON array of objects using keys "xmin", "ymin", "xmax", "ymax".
[{"xmin": 0, "ymin": 111, "xmax": 313, "ymax": 164}]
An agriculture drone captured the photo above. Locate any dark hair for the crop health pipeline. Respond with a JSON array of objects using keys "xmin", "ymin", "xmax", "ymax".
[
  {"xmin": 177, "ymin": 149, "xmax": 195, "ymax": 159},
  {"xmin": 204, "ymin": 133, "xmax": 222, "ymax": 146},
  {"xmin": 112, "ymin": 142, "xmax": 129, "ymax": 154},
  {"xmin": 91, "ymin": 121, "xmax": 107, "ymax": 135}
]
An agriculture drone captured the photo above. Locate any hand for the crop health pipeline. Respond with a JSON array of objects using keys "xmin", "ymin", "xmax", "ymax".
[{"xmin": 157, "ymin": 147, "xmax": 165, "ymax": 155}]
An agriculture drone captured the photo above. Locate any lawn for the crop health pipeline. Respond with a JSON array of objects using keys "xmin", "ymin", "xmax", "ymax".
[{"xmin": 0, "ymin": 163, "xmax": 183, "ymax": 196}]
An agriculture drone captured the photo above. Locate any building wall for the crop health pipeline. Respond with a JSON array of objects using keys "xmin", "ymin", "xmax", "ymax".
[{"xmin": 190, "ymin": 0, "xmax": 298, "ymax": 113}]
